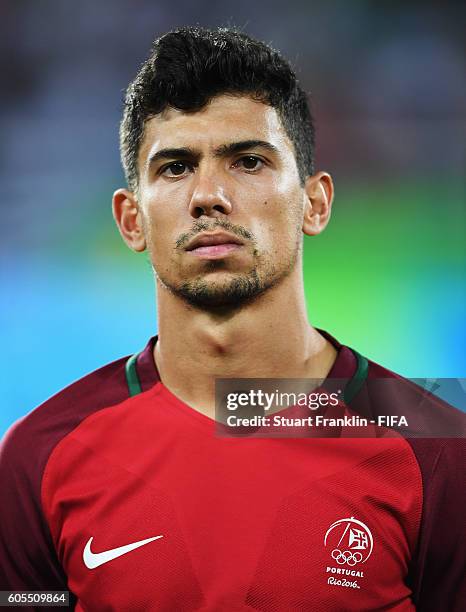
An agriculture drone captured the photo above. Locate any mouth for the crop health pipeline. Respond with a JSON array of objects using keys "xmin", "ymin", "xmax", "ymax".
[{"xmin": 185, "ymin": 232, "xmax": 244, "ymax": 259}]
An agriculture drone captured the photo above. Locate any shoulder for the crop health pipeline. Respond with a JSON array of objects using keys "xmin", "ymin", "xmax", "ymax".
[
  {"xmin": 1, "ymin": 353, "xmax": 131, "ymax": 469},
  {"xmin": 1, "ymin": 331, "xmax": 160, "ymax": 466},
  {"xmin": 358, "ymin": 353, "xmax": 466, "ymax": 483},
  {"xmin": 353, "ymin": 352, "xmax": 466, "ymax": 438}
]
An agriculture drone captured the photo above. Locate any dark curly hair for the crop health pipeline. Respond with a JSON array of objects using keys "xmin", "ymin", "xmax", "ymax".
[{"xmin": 120, "ymin": 26, "xmax": 315, "ymax": 191}]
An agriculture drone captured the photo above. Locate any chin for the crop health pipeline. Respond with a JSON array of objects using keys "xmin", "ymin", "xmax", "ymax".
[
  {"xmin": 176, "ymin": 270, "xmax": 265, "ymax": 310},
  {"xmin": 157, "ymin": 256, "xmax": 293, "ymax": 311}
]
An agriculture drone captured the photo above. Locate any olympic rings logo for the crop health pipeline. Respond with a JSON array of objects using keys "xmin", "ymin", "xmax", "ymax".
[{"xmin": 331, "ymin": 548, "xmax": 363, "ymax": 566}]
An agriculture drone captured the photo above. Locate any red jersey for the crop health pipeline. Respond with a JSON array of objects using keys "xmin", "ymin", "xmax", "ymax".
[{"xmin": 1, "ymin": 331, "xmax": 465, "ymax": 611}]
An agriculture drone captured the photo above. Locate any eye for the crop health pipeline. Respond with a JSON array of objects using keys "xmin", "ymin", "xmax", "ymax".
[
  {"xmin": 234, "ymin": 155, "xmax": 265, "ymax": 172},
  {"xmin": 160, "ymin": 161, "xmax": 192, "ymax": 178}
]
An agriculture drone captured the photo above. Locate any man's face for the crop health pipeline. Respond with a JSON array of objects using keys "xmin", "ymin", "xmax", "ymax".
[{"xmin": 136, "ymin": 94, "xmax": 306, "ymax": 309}]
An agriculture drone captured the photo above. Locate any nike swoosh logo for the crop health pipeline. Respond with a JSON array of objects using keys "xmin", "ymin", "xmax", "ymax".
[{"xmin": 83, "ymin": 535, "xmax": 164, "ymax": 569}]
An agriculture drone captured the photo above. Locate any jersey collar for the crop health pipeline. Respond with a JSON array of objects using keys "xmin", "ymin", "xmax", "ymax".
[{"xmin": 130, "ymin": 329, "xmax": 360, "ymax": 395}]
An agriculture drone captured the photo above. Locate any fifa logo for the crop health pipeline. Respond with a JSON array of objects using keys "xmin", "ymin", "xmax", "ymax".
[{"xmin": 324, "ymin": 517, "xmax": 374, "ymax": 567}]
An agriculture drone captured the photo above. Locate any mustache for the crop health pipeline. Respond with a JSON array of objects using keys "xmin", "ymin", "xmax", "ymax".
[{"xmin": 175, "ymin": 219, "xmax": 254, "ymax": 250}]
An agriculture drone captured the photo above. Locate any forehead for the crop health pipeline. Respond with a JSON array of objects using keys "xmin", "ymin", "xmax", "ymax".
[{"xmin": 138, "ymin": 94, "xmax": 293, "ymax": 166}]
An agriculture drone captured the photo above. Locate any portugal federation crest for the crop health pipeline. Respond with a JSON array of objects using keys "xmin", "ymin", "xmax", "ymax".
[{"xmin": 324, "ymin": 517, "xmax": 373, "ymax": 566}]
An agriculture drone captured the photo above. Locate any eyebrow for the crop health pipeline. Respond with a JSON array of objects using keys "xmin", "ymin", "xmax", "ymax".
[
  {"xmin": 214, "ymin": 139, "xmax": 279, "ymax": 157},
  {"xmin": 148, "ymin": 139, "xmax": 279, "ymax": 166}
]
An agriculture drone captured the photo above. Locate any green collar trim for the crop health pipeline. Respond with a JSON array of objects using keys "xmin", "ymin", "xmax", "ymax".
[
  {"xmin": 343, "ymin": 349, "xmax": 369, "ymax": 404},
  {"xmin": 125, "ymin": 348, "xmax": 369, "ymax": 403},
  {"xmin": 125, "ymin": 352, "xmax": 143, "ymax": 397}
]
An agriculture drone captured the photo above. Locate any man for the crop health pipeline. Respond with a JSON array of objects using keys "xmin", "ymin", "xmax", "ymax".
[{"xmin": 1, "ymin": 27, "xmax": 464, "ymax": 611}]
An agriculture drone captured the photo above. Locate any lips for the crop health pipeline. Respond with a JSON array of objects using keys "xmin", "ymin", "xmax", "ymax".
[
  {"xmin": 185, "ymin": 231, "xmax": 244, "ymax": 259},
  {"xmin": 185, "ymin": 232, "xmax": 243, "ymax": 251}
]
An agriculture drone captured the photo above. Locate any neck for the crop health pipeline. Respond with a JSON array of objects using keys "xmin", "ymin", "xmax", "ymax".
[{"xmin": 153, "ymin": 267, "xmax": 337, "ymax": 416}]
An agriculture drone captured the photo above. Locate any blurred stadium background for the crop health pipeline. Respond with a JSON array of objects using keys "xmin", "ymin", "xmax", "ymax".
[{"xmin": 1, "ymin": 0, "xmax": 465, "ymax": 435}]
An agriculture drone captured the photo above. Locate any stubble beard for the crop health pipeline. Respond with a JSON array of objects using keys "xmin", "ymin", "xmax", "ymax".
[
  {"xmin": 177, "ymin": 264, "xmax": 267, "ymax": 310},
  {"xmin": 147, "ymin": 214, "xmax": 303, "ymax": 312},
  {"xmin": 155, "ymin": 242, "xmax": 301, "ymax": 312}
]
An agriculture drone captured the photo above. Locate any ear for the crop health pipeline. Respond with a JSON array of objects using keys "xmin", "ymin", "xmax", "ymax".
[
  {"xmin": 302, "ymin": 172, "xmax": 334, "ymax": 236},
  {"xmin": 112, "ymin": 188, "xmax": 147, "ymax": 252}
]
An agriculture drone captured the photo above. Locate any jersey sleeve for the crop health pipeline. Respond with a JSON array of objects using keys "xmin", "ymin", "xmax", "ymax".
[
  {"xmin": 407, "ymin": 438, "xmax": 466, "ymax": 611},
  {"xmin": 358, "ymin": 358, "xmax": 466, "ymax": 610},
  {"xmin": 0, "ymin": 351, "xmax": 138, "ymax": 610},
  {"xmin": 0, "ymin": 419, "xmax": 77, "ymax": 609}
]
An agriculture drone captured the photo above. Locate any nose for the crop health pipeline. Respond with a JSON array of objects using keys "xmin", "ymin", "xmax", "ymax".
[{"xmin": 188, "ymin": 168, "xmax": 233, "ymax": 219}]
